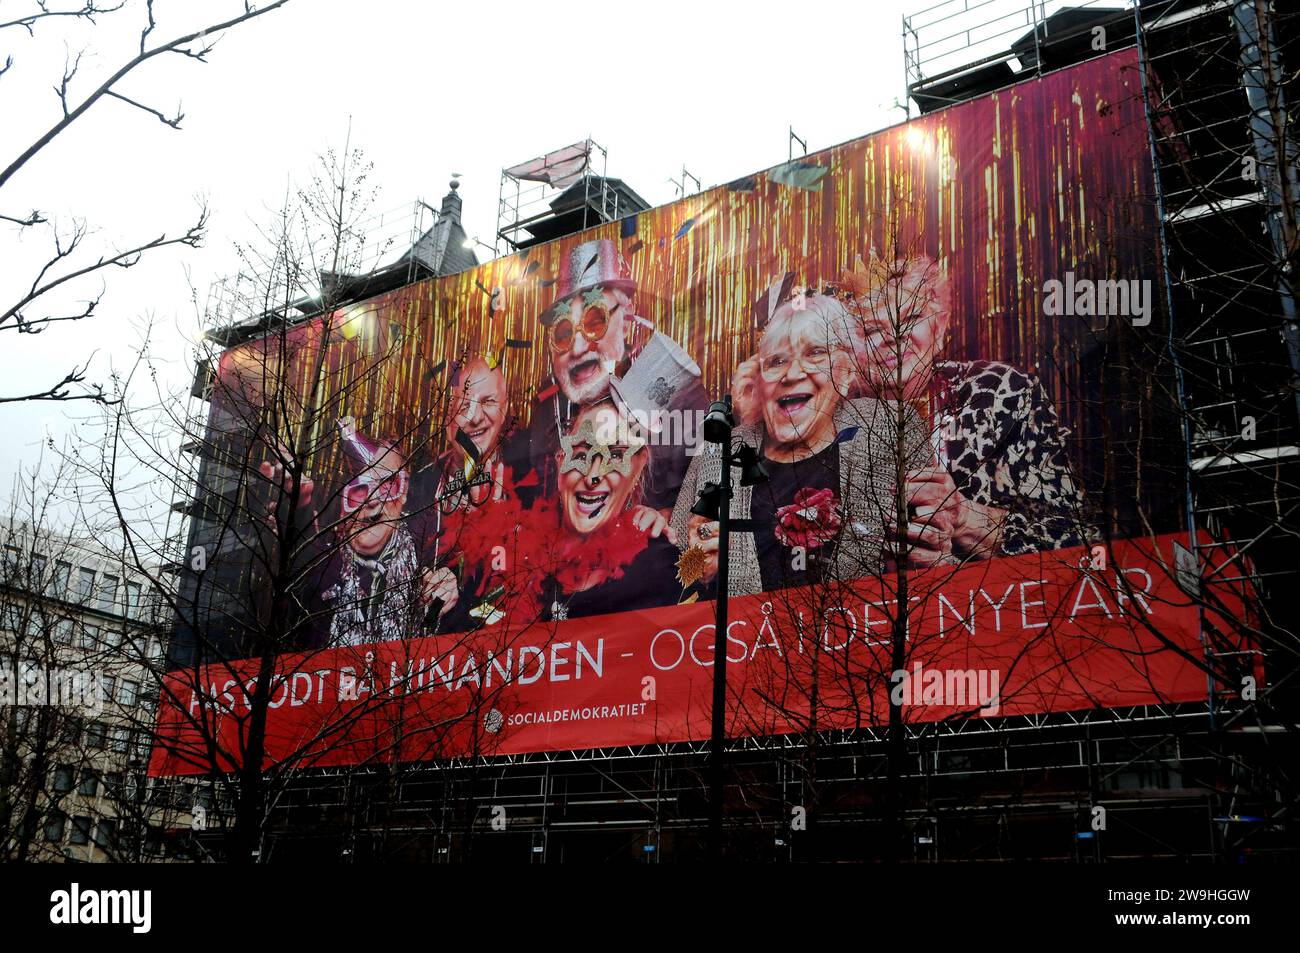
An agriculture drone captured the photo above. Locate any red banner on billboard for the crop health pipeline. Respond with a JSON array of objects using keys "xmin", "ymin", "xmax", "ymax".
[{"xmin": 151, "ymin": 533, "xmax": 1225, "ymax": 776}]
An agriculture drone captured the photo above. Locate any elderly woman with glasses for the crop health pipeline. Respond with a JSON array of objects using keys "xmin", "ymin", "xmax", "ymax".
[
  {"xmin": 669, "ymin": 291, "xmax": 926, "ymax": 596},
  {"xmin": 844, "ymin": 256, "xmax": 1093, "ymax": 566}
]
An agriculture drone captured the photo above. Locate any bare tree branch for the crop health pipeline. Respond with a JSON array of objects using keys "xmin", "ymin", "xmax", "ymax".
[
  {"xmin": 138, "ymin": 0, "xmax": 156, "ymax": 54},
  {"xmin": 104, "ymin": 88, "xmax": 182, "ymax": 128},
  {"xmin": 0, "ymin": 210, "xmax": 46, "ymax": 227},
  {"xmin": 0, "ymin": 0, "xmax": 291, "ymax": 192},
  {"xmin": 53, "ymin": 46, "xmax": 83, "ymax": 117},
  {"xmin": 0, "ymin": 353, "xmax": 113, "ymax": 404},
  {"xmin": 0, "ymin": 1, "xmax": 290, "ymax": 406},
  {"xmin": 0, "ymin": 2, "xmax": 126, "ymax": 36},
  {"xmin": 1, "ymin": 207, "xmax": 208, "ymax": 335}
]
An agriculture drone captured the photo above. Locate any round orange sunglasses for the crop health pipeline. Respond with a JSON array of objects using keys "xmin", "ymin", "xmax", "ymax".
[{"xmin": 549, "ymin": 300, "xmax": 617, "ymax": 353}]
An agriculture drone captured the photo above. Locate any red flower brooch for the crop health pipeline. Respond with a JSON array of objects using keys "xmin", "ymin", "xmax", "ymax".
[{"xmin": 774, "ymin": 487, "xmax": 842, "ymax": 550}]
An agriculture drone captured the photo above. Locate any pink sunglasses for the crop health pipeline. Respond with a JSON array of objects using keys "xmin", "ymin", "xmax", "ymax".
[{"xmin": 340, "ymin": 470, "xmax": 408, "ymax": 514}]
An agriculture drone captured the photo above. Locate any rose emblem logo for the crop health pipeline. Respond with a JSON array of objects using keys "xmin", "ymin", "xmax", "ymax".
[{"xmin": 648, "ymin": 375, "xmax": 677, "ymax": 408}]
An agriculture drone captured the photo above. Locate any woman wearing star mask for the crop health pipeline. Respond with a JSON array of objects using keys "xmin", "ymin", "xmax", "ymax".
[{"xmin": 534, "ymin": 399, "xmax": 682, "ymax": 621}]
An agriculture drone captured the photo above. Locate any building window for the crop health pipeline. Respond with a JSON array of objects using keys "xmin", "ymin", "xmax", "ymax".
[
  {"xmin": 78, "ymin": 770, "xmax": 99, "ymax": 797},
  {"xmin": 100, "ymin": 675, "xmax": 116, "ymax": 704},
  {"xmin": 44, "ymin": 812, "xmax": 66, "ymax": 843},
  {"xmin": 2, "ymin": 545, "xmax": 21, "ymax": 580},
  {"xmin": 103, "ymin": 771, "xmax": 123, "ymax": 798},
  {"xmin": 121, "ymin": 630, "xmax": 143, "ymax": 658},
  {"xmin": 52, "ymin": 765, "xmax": 74, "ymax": 793},
  {"xmin": 52, "ymin": 560, "xmax": 71, "ymax": 597},
  {"xmin": 75, "ymin": 568, "xmax": 95, "ymax": 604},
  {"xmin": 124, "ymin": 581, "xmax": 142, "ymax": 620},
  {"xmin": 80, "ymin": 623, "xmax": 99, "ymax": 650},
  {"xmin": 111, "ymin": 727, "xmax": 130, "ymax": 754},
  {"xmin": 15, "ymin": 813, "xmax": 38, "ymax": 845},
  {"xmin": 32, "ymin": 554, "xmax": 47, "ymax": 589},
  {"xmin": 60, "ymin": 718, "xmax": 81, "ymax": 745},
  {"xmin": 85, "ymin": 722, "xmax": 106, "ymax": 750},
  {"xmin": 103, "ymin": 628, "xmax": 122, "ymax": 651},
  {"xmin": 69, "ymin": 816, "xmax": 91, "ymax": 846},
  {"xmin": 119, "ymin": 680, "xmax": 139, "ymax": 707},
  {"xmin": 93, "ymin": 819, "xmax": 117, "ymax": 849},
  {"xmin": 23, "ymin": 607, "xmax": 44, "ymax": 639},
  {"xmin": 53, "ymin": 616, "xmax": 75, "ymax": 645},
  {"xmin": 95, "ymin": 574, "xmax": 119, "ymax": 613},
  {"xmin": 149, "ymin": 586, "xmax": 165, "ymax": 622}
]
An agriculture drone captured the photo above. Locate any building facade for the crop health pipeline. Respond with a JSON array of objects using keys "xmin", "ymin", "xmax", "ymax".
[{"xmin": 0, "ymin": 522, "xmax": 197, "ymax": 862}]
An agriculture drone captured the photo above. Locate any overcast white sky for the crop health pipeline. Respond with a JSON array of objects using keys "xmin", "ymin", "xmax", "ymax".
[{"xmin": 1, "ymin": 0, "xmax": 916, "ymax": 507}]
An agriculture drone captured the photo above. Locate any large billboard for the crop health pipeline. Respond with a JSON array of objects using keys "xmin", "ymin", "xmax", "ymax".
[{"xmin": 152, "ymin": 50, "xmax": 1239, "ymax": 775}]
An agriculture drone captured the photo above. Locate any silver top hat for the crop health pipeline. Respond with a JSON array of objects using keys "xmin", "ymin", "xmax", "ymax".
[{"xmin": 542, "ymin": 238, "xmax": 637, "ymax": 326}]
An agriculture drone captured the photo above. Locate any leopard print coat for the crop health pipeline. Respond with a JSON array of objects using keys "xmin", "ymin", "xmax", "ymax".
[{"xmin": 933, "ymin": 360, "xmax": 1094, "ymax": 557}]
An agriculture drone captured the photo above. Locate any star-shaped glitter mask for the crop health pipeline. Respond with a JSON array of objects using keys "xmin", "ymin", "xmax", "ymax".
[
  {"xmin": 558, "ymin": 416, "xmax": 646, "ymax": 479},
  {"xmin": 582, "ymin": 287, "xmax": 607, "ymax": 308},
  {"xmin": 550, "ymin": 297, "xmax": 573, "ymax": 323}
]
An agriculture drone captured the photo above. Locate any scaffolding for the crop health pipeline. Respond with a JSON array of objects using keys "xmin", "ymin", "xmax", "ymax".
[
  {"xmin": 1129, "ymin": 2, "xmax": 1300, "ymax": 772},
  {"xmin": 254, "ymin": 701, "xmax": 1265, "ymax": 862},
  {"xmin": 1138, "ymin": 1, "xmax": 1300, "ymax": 566},
  {"xmin": 495, "ymin": 140, "xmax": 647, "ymax": 253}
]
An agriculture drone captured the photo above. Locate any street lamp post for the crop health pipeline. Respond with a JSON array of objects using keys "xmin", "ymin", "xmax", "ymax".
[
  {"xmin": 694, "ymin": 395, "xmax": 767, "ymax": 860},
  {"xmin": 709, "ymin": 419, "xmax": 732, "ymax": 860}
]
